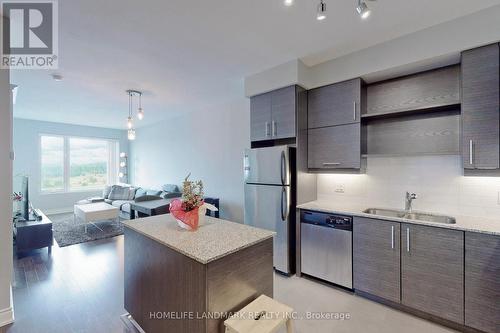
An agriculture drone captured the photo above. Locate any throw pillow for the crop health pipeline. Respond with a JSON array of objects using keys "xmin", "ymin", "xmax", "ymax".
[
  {"xmin": 128, "ymin": 187, "xmax": 137, "ymax": 200},
  {"xmin": 134, "ymin": 188, "xmax": 147, "ymax": 200},
  {"xmin": 146, "ymin": 189, "xmax": 162, "ymax": 196},
  {"xmin": 108, "ymin": 185, "xmax": 131, "ymax": 201},
  {"xmin": 162, "ymin": 184, "xmax": 179, "ymax": 193},
  {"xmin": 103, "ymin": 185, "xmax": 112, "ymax": 199}
]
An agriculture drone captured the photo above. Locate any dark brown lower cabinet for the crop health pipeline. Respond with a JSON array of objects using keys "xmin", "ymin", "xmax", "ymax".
[
  {"xmin": 465, "ymin": 232, "xmax": 500, "ymax": 333},
  {"xmin": 401, "ymin": 224, "xmax": 464, "ymax": 324},
  {"xmin": 353, "ymin": 217, "xmax": 400, "ymax": 303}
]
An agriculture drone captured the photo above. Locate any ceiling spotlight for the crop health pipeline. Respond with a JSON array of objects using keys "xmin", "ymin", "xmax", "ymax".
[
  {"xmin": 284, "ymin": 0, "xmax": 294, "ymax": 6},
  {"xmin": 316, "ymin": 0, "xmax": 326, "ymax": 21},
  {"xmin": 356, "ymin": 0, "xmax": 371, "ymax": 19}
]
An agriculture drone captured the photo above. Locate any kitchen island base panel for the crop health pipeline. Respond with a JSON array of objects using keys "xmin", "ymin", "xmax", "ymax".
[{"xmin": 124, "ymin": 228, "xmax": 273, "ymax": 333}]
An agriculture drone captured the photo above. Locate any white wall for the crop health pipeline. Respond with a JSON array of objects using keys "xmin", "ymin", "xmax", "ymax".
[
  {"xmin": 130, "ymin": 97, "xmax": 250, "ymax": 223},
  {"xmin": 317, "ymin": 156, "xmax": 500, "ymax": 218},
  {"xmin": 245, "ymin": 5, "xmax": 500, "ymax": 95},
  {"xmin": 13, "ymin": 118, "xmax": 129, "ymax": 213},
  {"xmin": 0, "ymin": 68, "xmax": 14, "ymax": 325}
]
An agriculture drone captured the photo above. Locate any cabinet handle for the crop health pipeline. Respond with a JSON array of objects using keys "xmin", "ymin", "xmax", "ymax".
[
  {"xmin": 353, "ymin": 101, "xmax": 357, "ymax": 121},
  {"xmin": 272, "ymin": 120, "xmax": 277, "ymax": 137},
  {"xmin": 406, "ymin": 227, "xmax": 410, "ymax": 253},
  {"xmin": 323, "ymin": 162, "xmax": 341, "ymax": 167},
  {"xmin": 265, "ymin": 122, "xmax": 270, "ymax": 137},
  {"xmin": 469, "ymin": 139, "xmax": 473, "ymax": 165},
  {"xmin": 391, "ymin": 225, "xmax": 394, "ymax": 249}
]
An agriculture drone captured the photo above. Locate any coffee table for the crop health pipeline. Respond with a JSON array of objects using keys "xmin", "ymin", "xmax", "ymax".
[
  {"xmin": 129, "ymin": 198, "xmax": 173, "ymax": 220},
  {"xmin": 74, "ymin": 202, "xmax": 119, "ymax": 233}
]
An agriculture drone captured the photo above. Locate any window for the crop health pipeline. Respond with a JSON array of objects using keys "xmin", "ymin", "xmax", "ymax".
[
  {"xmin": 40, "ymin": 135, "xmax": 119, "ymax": 193},
  {"xmin": 41, "ymin": 136, "xmax": 64, "ymax": 192}
]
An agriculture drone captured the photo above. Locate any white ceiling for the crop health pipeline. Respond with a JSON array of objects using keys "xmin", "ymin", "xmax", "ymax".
[{"xmin": 11, "ymin": 0, "xmax": 500, "ymax": 129}]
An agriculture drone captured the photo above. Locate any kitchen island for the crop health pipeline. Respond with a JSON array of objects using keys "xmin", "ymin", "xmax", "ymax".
[{"xmin": 123, "ymin": 214, "xmax": 275, "ymax": 333}]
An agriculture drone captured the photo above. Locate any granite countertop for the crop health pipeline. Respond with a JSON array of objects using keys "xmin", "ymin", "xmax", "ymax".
[
  {"xmin": 297, "ymin": 201, "xmax": 500, "ymax": 236},
  {"xmin": 123, "ymin": 214, "xmax": 275, "ymax": 264}
]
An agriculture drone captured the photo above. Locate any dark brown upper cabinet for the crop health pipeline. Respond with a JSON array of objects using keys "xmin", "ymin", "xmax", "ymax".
[
  {"xmin": 365, "ymin": 65, "xmax": 460, "ymax": 118},
  {"xmin": 308, "ymin": 78, "xmax": 362, "ymax": 129},
  {"xmin": 465, "ymin": 232, "xmax": 500, "ymax": 333},
  {"xmin": 250, "ymin": 86, "xmax": 297, "ymax": 142},
  {"xmin": 353, "ymin": 217, "xmax": 401, "ymax": 303},
  {"xmin": 461, "ymin": 43, "xmax": 500, "ymax": 171},
  {"xmin": 401, "ymin": 224, "xmax": 464, "ymax": 324},
  {"xmin": 308, "ymin": 124, "xmax": 361, "ymax": 170}
]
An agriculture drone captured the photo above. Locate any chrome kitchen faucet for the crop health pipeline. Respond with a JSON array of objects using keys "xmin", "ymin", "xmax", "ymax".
[{"xmin": 405, "ymin": 192, "xmax": 418, "ymax": 213}]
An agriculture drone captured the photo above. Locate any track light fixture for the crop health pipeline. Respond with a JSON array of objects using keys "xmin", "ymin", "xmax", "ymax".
[
  {"xmin": 316, "ymin": 0, "xmax": 326, "ymax": 21},
  {"xmin": 283, "ymin": 0, "xmax": 374, "ymax": 21},
  {"xmin": 356, "ymin": 0, "xmax": 371, "ymax": 19}
]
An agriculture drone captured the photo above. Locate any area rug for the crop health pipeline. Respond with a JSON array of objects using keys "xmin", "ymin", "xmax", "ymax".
[{"xmin": 50, "ymin": 213, "xmax": 125, "ymax": 247}]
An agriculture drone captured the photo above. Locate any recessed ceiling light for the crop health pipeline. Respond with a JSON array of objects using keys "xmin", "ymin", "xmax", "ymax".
[
  {"xmin": 52, "ymin": 74, "xmax": 63, "ymax": 81},
  {"xmin": 284, "ymin": 0, "xmax": 294, "ymax": 6},
  {"xmin": 317, "ymin": 0, "xmax": 326, "ymax": 21},
  {"xmin": 356, "ymin": 0, "xmax": 371, "ymax": 19}
]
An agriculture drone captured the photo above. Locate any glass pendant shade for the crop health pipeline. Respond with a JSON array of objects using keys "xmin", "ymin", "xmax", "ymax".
[
  {"xmin": 127, "ymin": 117, "xmax": 133, "ymax": 129},
  {"xmin": 137, "ymin": 108, "xmax": 144, "ymax": 120},
  {"xmin": 120, "ymin": 161, "xmax": 126, "ymax": 168},
  {"xmin": 127, "ymin": 128, "xmax": 136, "ymax": 141}
]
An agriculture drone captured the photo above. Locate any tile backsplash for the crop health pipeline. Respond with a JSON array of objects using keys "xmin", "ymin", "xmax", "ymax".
[{"xmin": 317, "ymin": 155, "xmax": 500, "ymax": 218}]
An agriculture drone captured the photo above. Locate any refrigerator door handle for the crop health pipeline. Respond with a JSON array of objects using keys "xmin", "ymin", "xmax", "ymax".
[
  {"xmin": 281, "ymin": 187, "xmax": 289, "ymax": 221},
  {"xmin": 280, "ymin": 187, "xmax": 286, "ymax": 221},
  {"xmin": 280, "ymin": 150, "xmax": 286, "ymax": 185}
]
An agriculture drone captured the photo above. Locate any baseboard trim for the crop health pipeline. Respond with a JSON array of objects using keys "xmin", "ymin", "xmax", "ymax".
[{"xmin": 0, "ymin": 306, "xmax": 14, "ymax": 328}]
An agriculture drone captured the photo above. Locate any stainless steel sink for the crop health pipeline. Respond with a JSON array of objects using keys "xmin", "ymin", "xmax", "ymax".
[
  {"xmin": 363, "ymin": 208, "xmax": 406, "ymax": 218},
  {"xmin": 403, "ymin": 212, "xmax": 456, "ymax": 224},
  {"xmin": 363, "ymin": 208, "xmax": 456, "ymax": 224}
]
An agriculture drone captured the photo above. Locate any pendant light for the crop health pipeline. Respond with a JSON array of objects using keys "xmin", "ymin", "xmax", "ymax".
[
  {"xmin": 316, "ymin": 0, "xmax": 326, "ymax": 21},
  {"xmin": 137, "ymin": 92, "xmax": 144, "ymax": 120},
  {"xmin": 125, "ymin": 90, "xmax": 144, "ymax": 140}
]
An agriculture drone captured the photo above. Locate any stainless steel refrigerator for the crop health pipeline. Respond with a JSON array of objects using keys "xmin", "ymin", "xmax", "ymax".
[{"xmin": 244, "ymin": 145, "xmax": 295, "ymax": 275}]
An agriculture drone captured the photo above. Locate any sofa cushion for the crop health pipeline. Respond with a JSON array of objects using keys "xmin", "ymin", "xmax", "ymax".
[
  {"xmin": 121, "ymin": 202, "xmax": 131, "ymax": 214},
  {"xmin": 111, "ymin": 200, "xmax": 132, "ymax": 210},
  {"xmin": 108, "ymin": 185, "xmax": 131, "ymax": 200},
  {"xmin": 162, "ymin": 191, "xmax": 181, "ymax": 199}
]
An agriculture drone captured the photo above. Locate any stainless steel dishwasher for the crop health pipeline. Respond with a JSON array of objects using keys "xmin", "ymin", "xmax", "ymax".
[{"xmin": 300, "ymin": 210, "xmax": 353, "ymax": 289}]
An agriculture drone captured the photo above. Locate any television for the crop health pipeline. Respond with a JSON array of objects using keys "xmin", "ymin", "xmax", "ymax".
[{"xmin": 21, "ymin": 176, "xmax": 30, "ymax": 221}]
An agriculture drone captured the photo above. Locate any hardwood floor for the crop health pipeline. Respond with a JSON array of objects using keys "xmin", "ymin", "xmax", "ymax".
[
  {"xmin": 1, "ymin": 233, "xmax": 458, "ymax": 333},
  {"xmin": 5, "ymin": 236, "xmax": 128, "ymax": 333}
]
